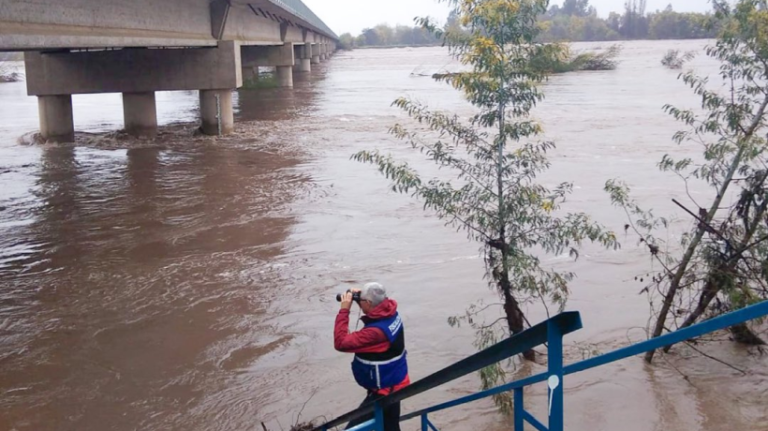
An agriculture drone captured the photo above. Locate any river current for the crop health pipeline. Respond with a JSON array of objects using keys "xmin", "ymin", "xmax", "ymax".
[{"xmin": 0, "ymin": 40, "xmax": 766, "ymax": 431}]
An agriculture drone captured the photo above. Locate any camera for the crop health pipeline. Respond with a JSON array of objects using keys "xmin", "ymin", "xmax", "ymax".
[{"xmin": 336, "ymin": 290, "xmax": 361, "ymax": 302}]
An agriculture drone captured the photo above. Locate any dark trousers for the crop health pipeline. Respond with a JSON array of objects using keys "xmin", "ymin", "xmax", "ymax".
[{"xmin": 345, "ymin": 391, "xmax": 401, "ymax": 431}]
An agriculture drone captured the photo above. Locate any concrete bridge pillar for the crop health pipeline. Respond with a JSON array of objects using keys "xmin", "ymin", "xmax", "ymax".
[
  {"xmin": 294, "ymin": 43, "xmax": 312, "ymax": 72},
  {"xmin": 38, "ymin": 95, "xmax": 74, "ymax": 143},
  {"xmin": 299, "ymin": 58, "xmax": 311, "ymax": 72},
  {"xmin": 299, "ymin": 57, "xmax": 311, "ymax": 72},
  {"xmin": 123, "ymin": 92, "xmax": 158, "ymax": 137},
  {"xmin": 276, "ymin": 66, "xmax": 293, "ymax": 87},
  {"xmin": 200, "ymin": 90, "xmax": 234, "ymax": 135},
  {"xmin": 293, "ymin": 46, "xmax": 302, "ymax": 72},
  {"xmin": 311, "ymin": 44, "xmax": 321, "ymax": 64}
]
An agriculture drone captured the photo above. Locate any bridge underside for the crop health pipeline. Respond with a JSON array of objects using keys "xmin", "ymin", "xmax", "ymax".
[{"xmin": 0, "ymin": 0, "xmax": 335, "ymax": 51}]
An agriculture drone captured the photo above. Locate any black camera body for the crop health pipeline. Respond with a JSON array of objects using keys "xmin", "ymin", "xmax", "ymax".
[{"xmin": 336, "ymin": 290, "xmax": 362, "ymax": 302}]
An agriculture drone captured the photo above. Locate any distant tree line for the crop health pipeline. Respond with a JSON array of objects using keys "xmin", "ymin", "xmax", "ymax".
[
  {"xmin": 540, "ymin": 0, "xmax": 719, "ymax": 42},
  {"xmin": 338, "ymin": 1, "xmax": 719, "ymax": 49},
  {"xmin": 338, "ymin": 24, "xmax": 442, "ymax": 49}
]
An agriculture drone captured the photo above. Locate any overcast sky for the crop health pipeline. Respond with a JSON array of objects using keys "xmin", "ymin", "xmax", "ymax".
[{"xmin": 302, "ymin": 0, "xmax": 714, "ymax": 36}]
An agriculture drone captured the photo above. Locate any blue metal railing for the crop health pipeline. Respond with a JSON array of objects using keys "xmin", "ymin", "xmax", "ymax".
[{"xmin": 314, "ymin": 300, "xmax": 768, "ymax": 431}]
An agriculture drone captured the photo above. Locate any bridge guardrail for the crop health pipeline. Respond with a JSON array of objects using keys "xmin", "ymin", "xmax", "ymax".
[{"xmin": 266, "ymin": 0, "xmax": 338, "ymax": 39}]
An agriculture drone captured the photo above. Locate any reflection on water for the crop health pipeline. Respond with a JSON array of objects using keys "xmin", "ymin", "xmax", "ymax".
[
  {"xmin": 0, "ymin": 42, "xmax": 766, "ymax": 431},
  {"xmin": 0, "ymin": 129, "xmax": 308, "ymax": 429}
]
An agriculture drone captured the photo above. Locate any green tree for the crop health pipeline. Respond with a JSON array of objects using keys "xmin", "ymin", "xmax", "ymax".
[
  {"xmin": 606, "ymin": 11, "xmax": 622, "ymax": 33},
  {"xmin": 338, "ymin": 32, "xmax": 356, "ymax": 50},
  {"xmin": 546, "ymin": 4, "xmax": 561, "ymax": 17},
  {"xmin": 648, "ymin": 7, "xmax": 718, "ymax": 39},
  {"xmin": 374, "ymin": 23, "xmax": 395, "ymax": 45},
  {"xmin": 361, "ymin": 27, "xmax": 380, "ymax": 46},
  {"xmin": 445, "ymin": 8, "xmax": 463, "ymax": 33},
  {"xmin": 353, "ymin": 0, "xmax": 617, "ymax": 410},
  {"xmin": 349, "ymin": 23, "xmax": 441, "ymax": 47},
  {"xmin": 607, "ymin": 0, "xmax": 768, "ymax": 363},
  {"xmin": 561, "ymin": 0, "xmax": 591, "ymax": 16},
  {"xmin": 621, "ymin": 0, "xmax": 649, "ymax": 39},
  {"xmin": 394, "ymin": 25, "xmax": 414, "ymax": 45}
]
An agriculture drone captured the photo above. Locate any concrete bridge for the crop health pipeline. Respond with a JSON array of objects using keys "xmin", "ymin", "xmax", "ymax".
[{"xmin": 0, "ymin": 0, "xmax": 338, "ymax": 141}]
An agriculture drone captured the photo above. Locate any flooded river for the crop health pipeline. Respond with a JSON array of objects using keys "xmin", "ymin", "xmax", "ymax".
[{"xmin": 1, "ymin": 40, "xmax": 766, "ymax": 431}]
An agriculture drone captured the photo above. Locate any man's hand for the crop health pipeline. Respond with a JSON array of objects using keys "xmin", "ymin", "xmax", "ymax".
[{"xmin": 340, "ymin": 291, "xmax": 354, "ymax": 310}]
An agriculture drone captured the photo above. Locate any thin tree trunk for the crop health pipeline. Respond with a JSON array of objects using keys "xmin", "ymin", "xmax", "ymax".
[
  {"xmin": 645, "ymin": 132, "xmax": 764, "ymax": 362},
  {"xmin": 663, "ymin": 264, "xmax": 732, "ymax": 353},
  {"xmin": 493, "ymin": 37, "xmax": 531, "ymax": 361},
  {"xmin": 500, "ymin": 271, "xmax": 535, "ymax": 361},
  {"xmin": 646, "ymin": 94, "xmax": 768, "ymax": 363},
  {"xmin": 644, "ymin": 179, "xmax": 734, "ymax": 363},
  {"xmin": 662, "ymin": 187, "xmax": 768, "ymax": 353}
]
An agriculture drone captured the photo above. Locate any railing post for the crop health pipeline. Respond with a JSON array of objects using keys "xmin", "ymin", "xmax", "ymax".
[
  {"xmin": 374, "ymin": 401, "xmax": 385, "ymax": 431},
  {"xmin": 547, "ymin": 320, "xmax": 564, "ymax": 431},
  {"xmin": 514, "ymin": 387, "xmax": 524, "ymax": 431},
  {"xmin": 421, "ymin": 413, "xmax": 429, "ymax": 431}
]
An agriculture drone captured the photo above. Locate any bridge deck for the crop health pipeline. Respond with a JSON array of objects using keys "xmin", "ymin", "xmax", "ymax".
[{"xmin": 0, "ymin": 0, "xmax": 336, "ymax": 51}]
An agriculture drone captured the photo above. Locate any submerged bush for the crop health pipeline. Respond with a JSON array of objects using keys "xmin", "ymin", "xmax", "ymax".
[
  {"xmin": 532, "ymin": 44, "xmax": 622, "ymax": 73},
  {"xmin": 661, "ymin": 49, "xmax": 696, "ymax": 69}
]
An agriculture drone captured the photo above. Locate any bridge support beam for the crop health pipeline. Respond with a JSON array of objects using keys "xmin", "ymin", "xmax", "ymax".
[
  {"xmin": 123, "ymin": 92, "xmax": 158, "ymax": 137},
  {"xmin": 38, "ymin": 95, "xmax": 74, "ymax": 143},
  {"xmin": 25, "ymin": 41, "xmax": 242, "ymax": 138},
  {"xmin": 241, "ymin": 44, "xmax": 295, "ymax": 87}
]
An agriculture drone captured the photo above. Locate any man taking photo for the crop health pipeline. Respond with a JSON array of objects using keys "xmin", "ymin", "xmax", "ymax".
[{"xmin": 334, "ymin": 282, "xmax": 410, "ymax": 431}]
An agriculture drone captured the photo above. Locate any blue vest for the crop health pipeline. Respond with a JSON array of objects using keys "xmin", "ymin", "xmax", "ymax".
[{"xmin": 351, "ymin": 313, "xmax": 408, "ymax": 391}]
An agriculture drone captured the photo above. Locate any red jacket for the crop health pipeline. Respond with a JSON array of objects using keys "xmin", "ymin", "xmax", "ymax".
[{"xmin": 335, "ymin": 298, "xmax": 411, "ymax": 395}]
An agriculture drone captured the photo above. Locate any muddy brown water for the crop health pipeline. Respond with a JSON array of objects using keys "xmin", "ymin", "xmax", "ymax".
[{"xmin": 1, "ymin": 40, "xmax": 766, "ymax": 431}]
